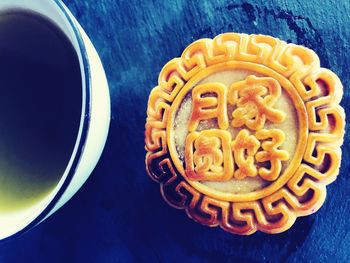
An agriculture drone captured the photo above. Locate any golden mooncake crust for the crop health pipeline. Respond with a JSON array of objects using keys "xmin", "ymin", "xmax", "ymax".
[{"xmin": 145, "ymin": 33, "xmax": 345, "ymax": 235}]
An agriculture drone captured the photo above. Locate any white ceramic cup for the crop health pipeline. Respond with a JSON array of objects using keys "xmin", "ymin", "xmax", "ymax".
[{"xmin": 0, "ymin": 0, "xmax": 110, "ymax": 240}]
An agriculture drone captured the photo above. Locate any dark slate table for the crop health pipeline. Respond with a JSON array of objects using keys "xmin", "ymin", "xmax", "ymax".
[{"xmin": 1, "ymin": 0, "xmax": 349, "ymax": 262}]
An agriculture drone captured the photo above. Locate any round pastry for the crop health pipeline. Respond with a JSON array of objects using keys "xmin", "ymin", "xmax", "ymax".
[{"xmin": 145, "ymin": 33, "xmax": 345, "ymax": 234}]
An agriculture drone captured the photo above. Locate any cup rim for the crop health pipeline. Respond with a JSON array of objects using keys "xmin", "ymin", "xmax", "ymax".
[{"xmin": 1, "ymin": 0, "xmax": 92, "ymax": 242}]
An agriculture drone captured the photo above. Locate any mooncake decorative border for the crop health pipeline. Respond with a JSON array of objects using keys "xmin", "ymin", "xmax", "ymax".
[{"xmin": 145, "ymin": 33, "xmax": 345, "ymax": 234}]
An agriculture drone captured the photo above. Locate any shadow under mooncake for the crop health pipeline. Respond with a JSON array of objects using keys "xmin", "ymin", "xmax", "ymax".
[{"xmin": 145, "ymin": 33, "xmax": 345, "ymax": 235}]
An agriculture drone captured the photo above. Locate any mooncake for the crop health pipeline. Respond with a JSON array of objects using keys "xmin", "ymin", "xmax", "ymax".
[{"xmin": 145, "ymin": 33, "xmax": 345, "ymax": 234}]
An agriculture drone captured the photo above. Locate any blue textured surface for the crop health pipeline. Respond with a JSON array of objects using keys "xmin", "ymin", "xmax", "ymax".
[{"xmin": 1, "ymin": 0, "xmax": 350, "ymax": 262}]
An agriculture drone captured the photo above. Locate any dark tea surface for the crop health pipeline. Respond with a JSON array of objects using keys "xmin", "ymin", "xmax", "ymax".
[{"xmin": 0, "ymin": 11, "xmax": 82, "ymax": 211}]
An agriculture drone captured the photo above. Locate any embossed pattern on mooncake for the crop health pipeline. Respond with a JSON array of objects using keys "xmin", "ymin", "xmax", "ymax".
[{"xmin": 145, "ymin": 33, "xmax": 345, "ymax": 235}]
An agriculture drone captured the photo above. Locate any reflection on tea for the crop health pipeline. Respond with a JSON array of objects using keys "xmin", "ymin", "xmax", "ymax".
[{"xmin": 0, "ymin": 11, "xmax": 82, "ymax": 211}]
